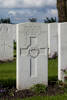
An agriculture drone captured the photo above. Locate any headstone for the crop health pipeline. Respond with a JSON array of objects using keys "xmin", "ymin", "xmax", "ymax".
[
  {"xmin": 58, "ymin": 23, "xmax": 67, "ymax": 81},
  {"xmin": 0, "ymin": 24, "xmax": 14, "ymax": 60},
  {"xmin": 17, "ymin": 22, "xmax": 48, "ymax": 90},
  {"xmin": 12, "ymin": 24, "xmax": 16, "ymax": 42},
  {"xmin": 6, "ymin": 24, "xmax": 16, "ymax": 42},
  {"xmin": 48, "ymin": 23, "xmax": 58, "ymax": 58}
]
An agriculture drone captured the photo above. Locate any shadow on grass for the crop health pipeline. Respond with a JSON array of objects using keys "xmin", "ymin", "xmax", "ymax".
[
  {"xmin": 0, "ymin": 79, "xmax": 16, "ymax": 88},
  {"xmin": 48, "ymin": 76, "xmax": 58, "ymax": 81},
  {"xmin": 0, "ymin": 77, "xmax": 58, "ymax": 88},
  {"xmin": 48, "ymin": 76, "xmax": 58, "ymax": 85}
]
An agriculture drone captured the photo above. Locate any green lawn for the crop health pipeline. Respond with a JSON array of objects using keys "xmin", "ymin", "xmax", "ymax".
[
  {"xmin": 9, "ymin": 94, "xmax": 67, "ymax": 100},
  {"xmin": 48, "ymin": 58, "xmax": 58, "ymax": 81},
  {"xmin": 4, "ymin": 94, "xmax": 67, "ymax": 100},
  {"xmin": 23, "ymin": 94, "xmax": 67, "ymax": 100},
  {"xmin": 0, "ymin": 61, "xmax": 16, "ymax": 80},
  {"xmin": 1, "ymin": 58, "xmax": 66, "ymax": 100},
  {"xmin": 0, "ymin": 60, "xmax": 16, "ymax": 87},
  {"xmin": 0, "ymin": 58, "xmax": 58, "ymax": 81}
]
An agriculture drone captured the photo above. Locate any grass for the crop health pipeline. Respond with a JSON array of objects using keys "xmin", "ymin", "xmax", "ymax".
[
  {"xmin": 0, "ymin": 61, "xmax": 16, "ymax": 80},
  {"xmin": 23, "ymin": 94, "xmax": 67, "ymax": 100},
  {"xmin": 1, "ymin": 57, "xmax": 67, "ymax": 100},
  {"xmin": 30, "ymin": 84, "xmax": 46, "ymax": 94},
  {"xmin": 0, "ymin": 41, "xmax": 16, "ymax": 87},
  {"xmin": 4, "ymin": 94, "xmax": 67, "ymax": 100},
  {"xmin": 0, "ymin": 57, "xmax": 63, "ymax": 100},
  {"xmin": 48, "ymin": 58, "xmax": 58, "ymax": 81},
  {"xmin": 4, "ymin": 95, "xmax": 67, "ymax": 100},
  {"xmin": 0, "ymin": 58, "xmax": 58, "ymax": 82},
  {"xmin": 0, "ymin": 60, "xmax": 16, "ymax": 87}
]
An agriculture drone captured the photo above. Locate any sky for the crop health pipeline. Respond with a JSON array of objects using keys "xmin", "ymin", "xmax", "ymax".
[{"xmin": 0, "ymin": 0, "xmax": 58, "ymax": 23}]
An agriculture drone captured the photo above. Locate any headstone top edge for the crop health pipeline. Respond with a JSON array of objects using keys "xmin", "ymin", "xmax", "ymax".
[
  {"xmin": 48, "ymin": 23, "xmax": 58, "ymax": 25},
  {"xmin": 57, "ymin": 22, "xmax": 67, "ymax": 25},
  {"xmin": 17, "ymin": 22, "xmax": 48, "ymax": 25}
]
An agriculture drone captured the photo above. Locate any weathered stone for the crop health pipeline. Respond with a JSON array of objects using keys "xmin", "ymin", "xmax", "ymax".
[
  {"xmin": 48, "ymin": 23, "xmax": 58, "ymax": 58},
  {"xmin": 0, "ymin": 24, "xmax": 14, "ymax": 61},
  {"xmin": 17, "ymin": 22, "xmax": 48, "ymax": 90},
  {"xmin": 58, "ymin": 22, "xmax": 67, "ymax": 82}
]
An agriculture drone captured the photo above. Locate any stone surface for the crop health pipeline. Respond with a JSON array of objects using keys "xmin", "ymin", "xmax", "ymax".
[
  {"xmin": 17, "ymin": 22, "xmax": 48, "ymax": 90},
  {"xmin": 48, "ymin": 23, "xmax": 58, "ymax": 58},
  {"xmin": 11, "ymin": 24, "xmax": 16, "ymax": 42},
  {"xmin": 0, "ymin": 24, "xmax": 14, "ymax": 60},
  {"xmin": 58, "ymin": 23, "xmax": 67, "ymax": 81}
]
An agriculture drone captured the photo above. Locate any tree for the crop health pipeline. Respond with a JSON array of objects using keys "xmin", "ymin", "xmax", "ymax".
[
  {"xmin": 44, "ymin": 17, "xmax": 57, "ymax": 23},
  {"xmin": 29, "ymin": 18, "xmax": 37, "ymax": 22},
  {"xmin": 0, "ymin": 18, "xmax": 11, "ymax": 24}
]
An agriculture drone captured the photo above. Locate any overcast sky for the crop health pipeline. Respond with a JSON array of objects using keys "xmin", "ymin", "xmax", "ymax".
[{"xmin": 0, "ymin": 0, "xmax": 58, "ymax": 23}]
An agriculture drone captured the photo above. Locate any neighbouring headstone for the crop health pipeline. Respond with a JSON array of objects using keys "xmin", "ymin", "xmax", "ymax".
[
  {"xmin": 0, "ymin": 24, "xmax": 14, "ymax": 61},
  {"xmin": 6, "ymin": 24, "xmax": 16, "ymax": 42},
  {"xmin": 11, "ymin": 24, "xmax": 16, "ymax": 42},
  {"xmin": 48, "ymin": 23, "xmax": 58, "ymax": 58},
  {"xmin": 17, "ymin": 22, "xmax": 48, "ymax": 90},
  {"xmin": 58, "ymin": 23, "xmax": 67, "ymax": 82}
]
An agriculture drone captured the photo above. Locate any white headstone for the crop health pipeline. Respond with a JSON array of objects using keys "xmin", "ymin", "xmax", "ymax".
[
  {"xmin": 6, "ymin": 24, "xmax": 16, "ymax": 42},
  {"xmin": 48, "ymin": 23, "xmax": 58, "ymax": 58},
  {"xmin": 0, "ymin": 24, "xmax": 14, "ymax": 60},
  {"xmin": 17, "ymin": 22, "xmax": 48, "ymax": 90},
  {"xmin": 12, "ymin": 24, "xmax": 16, "ymax": 42},
  {"xmin": 58, "ymin": 23, "xmax": 67, "ymax": 81}
]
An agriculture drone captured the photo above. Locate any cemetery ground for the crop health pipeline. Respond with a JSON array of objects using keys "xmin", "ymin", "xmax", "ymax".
[{"xmin": 0, "ymin": 58, "xmax": 67, "ymax": 100}]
